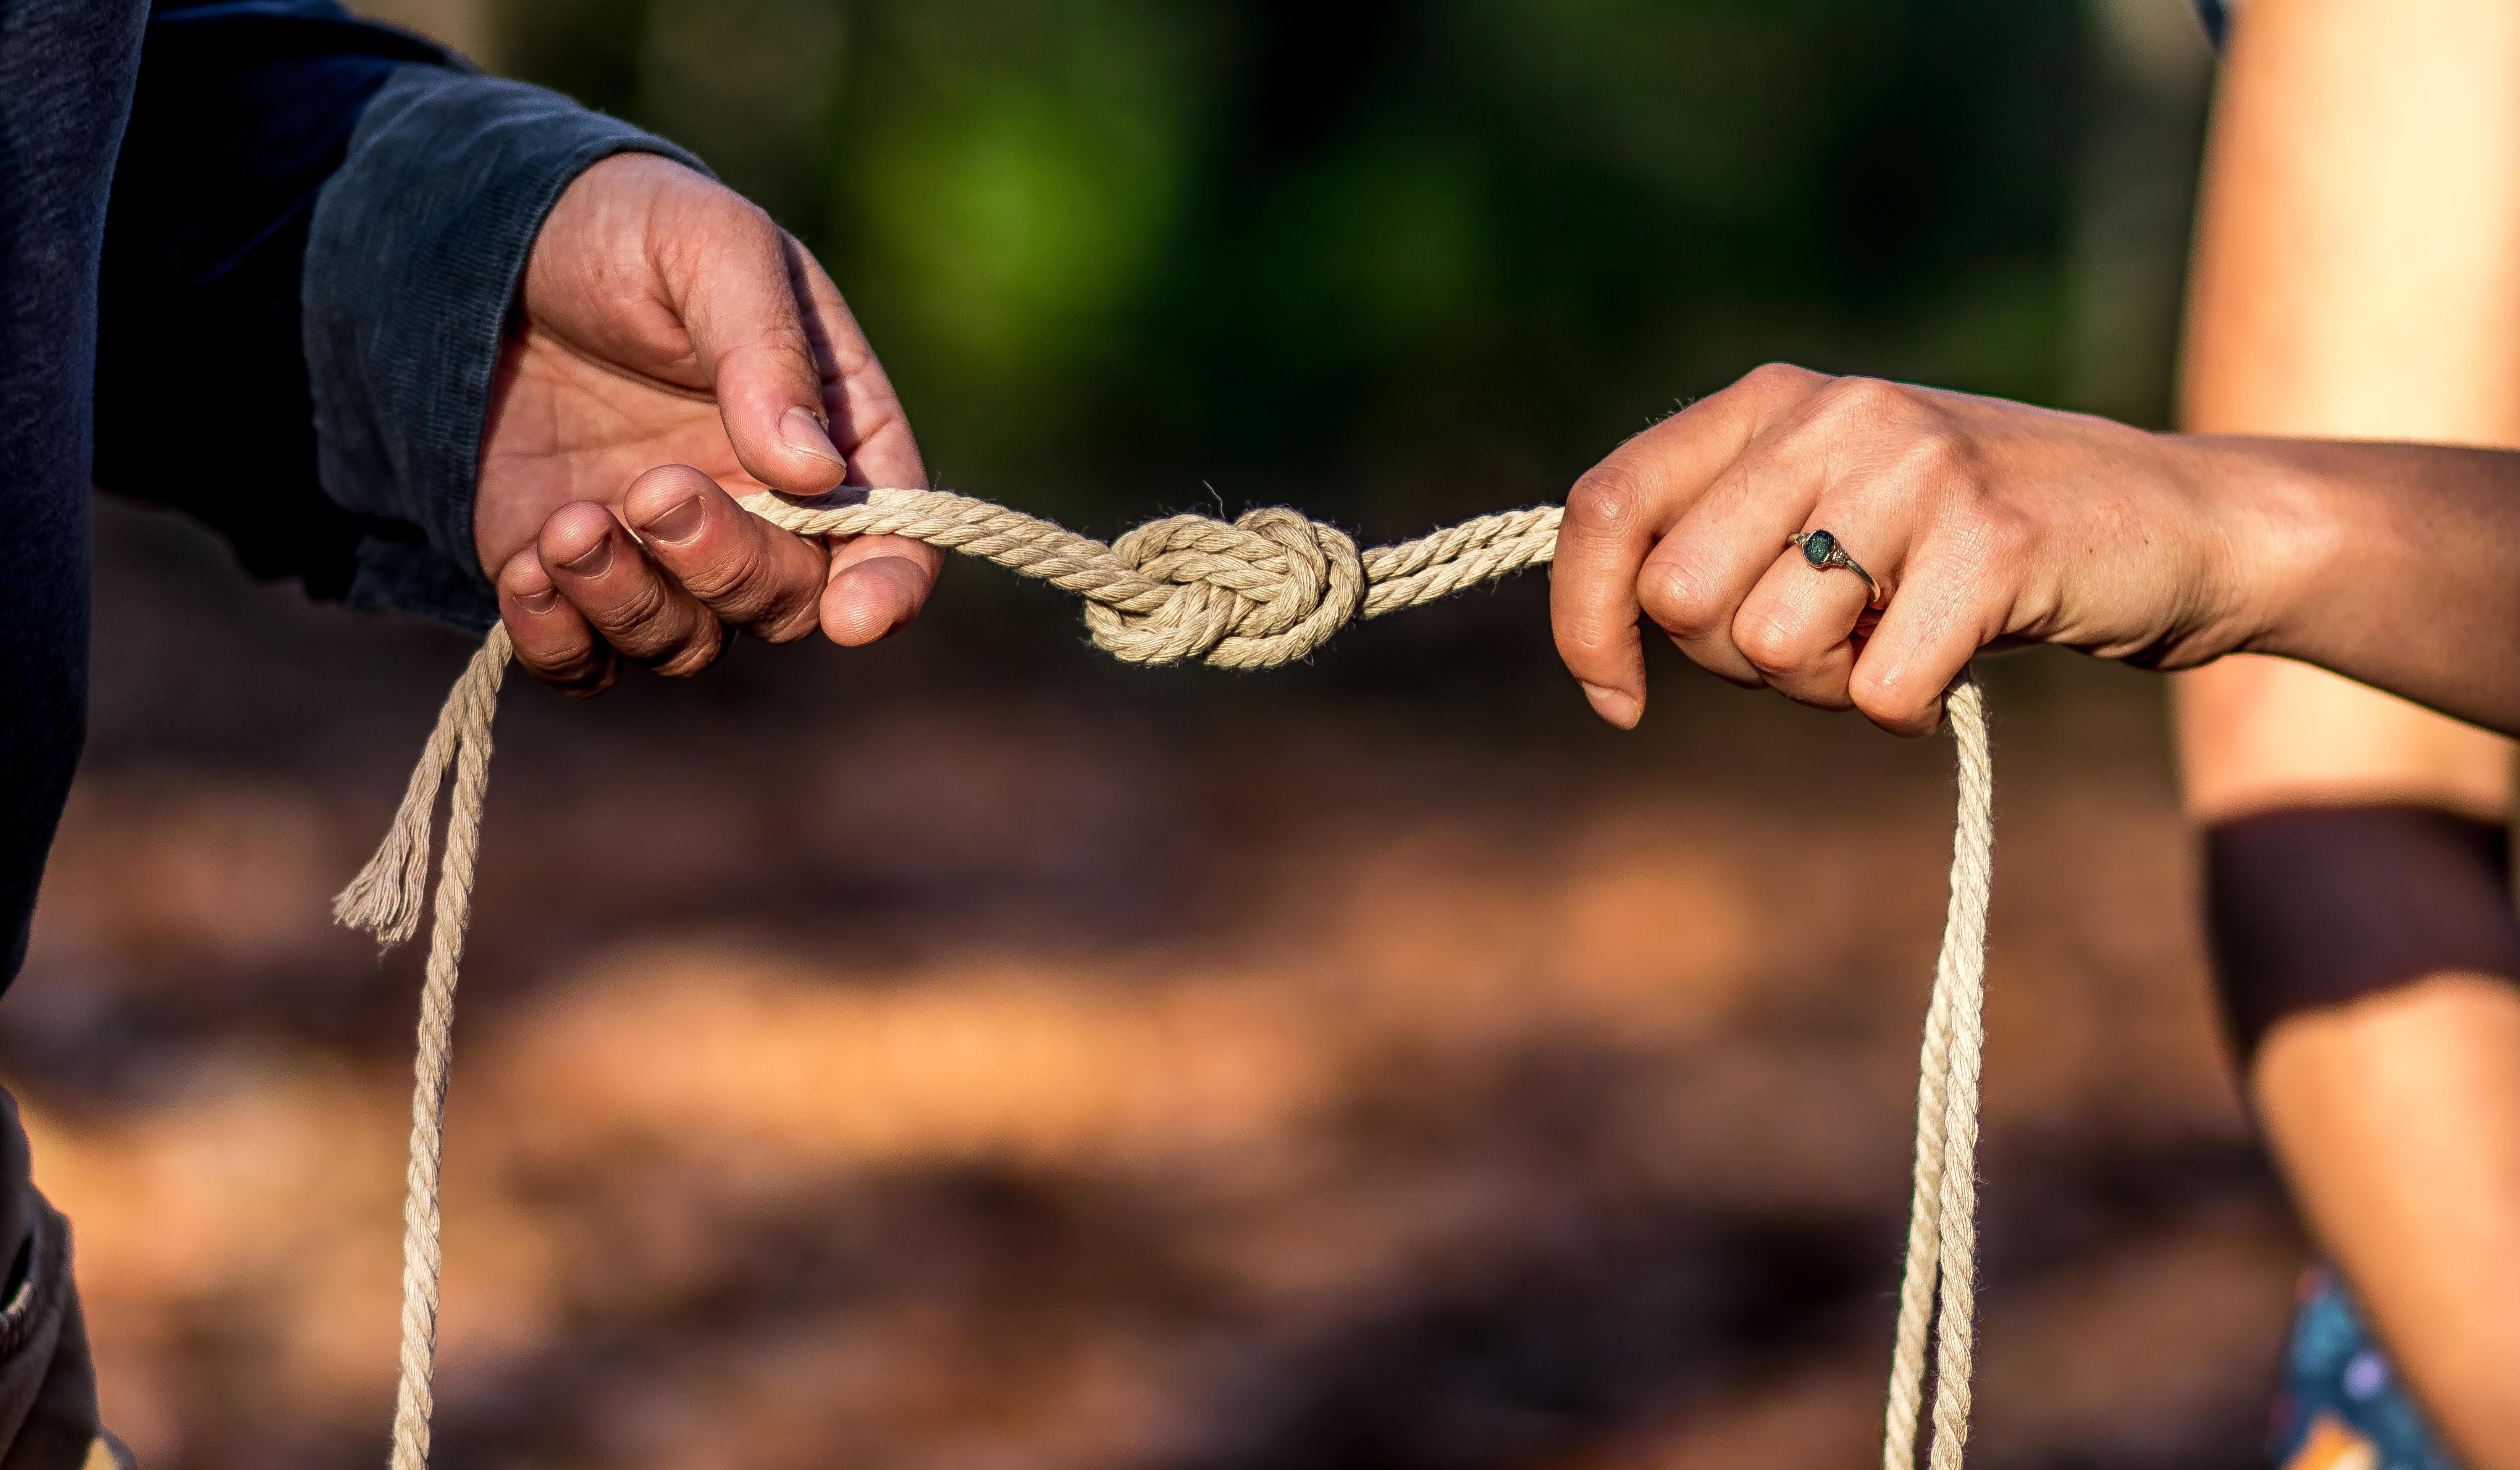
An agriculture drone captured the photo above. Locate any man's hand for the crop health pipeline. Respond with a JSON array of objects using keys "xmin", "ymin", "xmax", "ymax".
[
  {"xmin": 477, "ymin": 153, "xmax": 942, "ymax": 693},
  {"xmin": 1550, "ymin": 364, "xmax": 2263, "ymax": 736}
]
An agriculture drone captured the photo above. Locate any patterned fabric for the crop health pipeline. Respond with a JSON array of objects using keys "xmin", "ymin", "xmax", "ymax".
[{"xmin": 2272, "ymin": 1269, "xmax": 2461, "ymax": 1470}]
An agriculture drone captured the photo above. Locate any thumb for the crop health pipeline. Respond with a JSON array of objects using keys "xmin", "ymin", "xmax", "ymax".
[{"xmin": 666, "ymin": 186, "xmax": 848, "ymax": 496}]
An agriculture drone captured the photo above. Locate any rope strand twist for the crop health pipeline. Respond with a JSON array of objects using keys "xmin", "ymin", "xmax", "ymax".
[{"xmin": 338, "ymin": 488, "xmax": 1991, "ymax": 1470}]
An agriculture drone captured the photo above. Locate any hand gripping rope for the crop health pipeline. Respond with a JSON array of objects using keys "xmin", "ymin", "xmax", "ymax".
[{"xmin": 339, "ymin": 487, "xmax": 1994, "ymax": 1470}]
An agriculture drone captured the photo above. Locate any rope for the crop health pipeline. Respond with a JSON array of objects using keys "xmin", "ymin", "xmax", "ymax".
[
  {"xmin": 335, "ymin": 488, "xmax": 1992, "ymax": 1468},
  {"xmin": 734, "ymin": 488, "xmax": 1563, "ymax": 667},
  {"xmin": 1884, "ymin": 672, "xmax": 1992, "ymax": 1470},
  {"xmin": 338, "ymin": 623, "xmax": 510, "ymax": 1470}
]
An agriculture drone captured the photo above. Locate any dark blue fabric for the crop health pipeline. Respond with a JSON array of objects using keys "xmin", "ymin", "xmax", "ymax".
[
  {"xmin": 99, "ymin": 3, "xmax": 705, "ymax": 627},
  {"xmin": 305, "ymin": 68, "xmax": 706, "ymax": 628},
  {"xmin": 0, "ymin": 0, "xmax": 146, "ymax": 986},
  {"xmin": 4, "ymin": 0, "xmax": 699, "ymax": 988},
  {"xmin": 94, "ymin": 2, "xmax": 448, "ymax": 599}
]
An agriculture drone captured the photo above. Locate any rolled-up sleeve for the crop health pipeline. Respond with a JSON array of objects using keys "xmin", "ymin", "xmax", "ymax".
[{"xmin": 303, "ymin": 67, "xmax": 702, "ymax": 628}]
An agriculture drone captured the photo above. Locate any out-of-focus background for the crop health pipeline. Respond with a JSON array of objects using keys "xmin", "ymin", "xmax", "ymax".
[{"xmin": 19, "ymin": 2, "xmax": 2292, "ymax": 1465}]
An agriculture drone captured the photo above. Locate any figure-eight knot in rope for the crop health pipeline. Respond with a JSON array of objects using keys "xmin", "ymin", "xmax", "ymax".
[{"xmin": 334, "ymin": 485, "xmax": 1992, "ymax": 1470}]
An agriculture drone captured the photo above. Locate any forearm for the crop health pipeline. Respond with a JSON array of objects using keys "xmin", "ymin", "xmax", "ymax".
[{"xmin": 2174, "ymin": 435, "xmax": 2520, "ymax": 737}]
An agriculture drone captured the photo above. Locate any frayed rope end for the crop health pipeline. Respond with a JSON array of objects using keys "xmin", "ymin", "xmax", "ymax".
[
  {"xmin": 332, "ymin": 805, "xmax": 435, "ymax": 949},
  {"xmin": 334, "ymin": 628, "xmax": 515, "ymax": 951}
]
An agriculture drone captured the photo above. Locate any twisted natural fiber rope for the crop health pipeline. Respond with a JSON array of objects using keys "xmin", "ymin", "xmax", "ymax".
[
  {"xmin": 336, "ymin": 622, "xmax": 509, "ymax": 1469},
  {"xmin": 1883, "ymin": 674, "xmax": 1991, "ymax": 1470},
  {"xmin": 336, "ymin": 488, "xmax": 1991, "ymax": 1470},
  {"xmin": 736, "ymin": 487, "xmax": 1564, "ymax": 667}
]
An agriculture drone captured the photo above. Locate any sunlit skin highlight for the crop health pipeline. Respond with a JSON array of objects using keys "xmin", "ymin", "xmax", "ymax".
[
  {"xmin": 475, "ymin": 153, "xmax": 944, "ymax": 695},
  {"xmin": 1549, "ymin": 366, "xmax": 2520, "ymax": 745}
]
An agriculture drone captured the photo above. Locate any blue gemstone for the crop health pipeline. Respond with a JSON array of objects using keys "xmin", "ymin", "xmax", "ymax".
[{"xmin": 1801, "ymin": 530, "xmax": 1838, "ymax": 567}]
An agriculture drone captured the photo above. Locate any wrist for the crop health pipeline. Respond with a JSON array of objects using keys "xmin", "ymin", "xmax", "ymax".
[{"xmin": 2173, "ymin": 434, "xmax": 2349, "ymax": 664}]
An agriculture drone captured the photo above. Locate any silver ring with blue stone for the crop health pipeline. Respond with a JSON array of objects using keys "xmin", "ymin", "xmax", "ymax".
[{"xmin": 1789, "ymin": 529, "xmax": 1882, "ymax": 604}]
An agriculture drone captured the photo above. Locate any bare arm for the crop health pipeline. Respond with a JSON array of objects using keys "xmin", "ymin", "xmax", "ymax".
[{"xmin": 1545, "ymin": 367, "xmax": 2520, "ymax": 737}]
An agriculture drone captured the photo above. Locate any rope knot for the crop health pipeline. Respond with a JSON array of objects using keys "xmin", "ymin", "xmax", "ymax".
[
  {"xmin": 737, "ymin": 487, "xmax": 1561, "ymax": 671},
  {"xmin": 348, "ymin": 484, "xmax": 1987, "ymax": 1470},
  {"xmin": 1084, "ymin": 506, "xmax": 1363, "ymax": 668}
]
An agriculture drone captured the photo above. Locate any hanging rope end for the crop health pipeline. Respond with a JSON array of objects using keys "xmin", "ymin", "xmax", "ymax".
[
  {"xmin": 333, "ymin": 833, "xmax": 429, "ymax": 950},
  {"xmin": 335, "ymin": 630, "xmax": 517, "ymax": 951},
  {"xmin": 333, "ymin": 722, "xmax": 449, "ymax": 950}
]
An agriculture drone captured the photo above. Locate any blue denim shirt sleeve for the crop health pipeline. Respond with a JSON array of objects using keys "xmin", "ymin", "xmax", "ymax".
[{"xmin": 304, "ymin": 67, "xmax": 706, "ymax": 630}]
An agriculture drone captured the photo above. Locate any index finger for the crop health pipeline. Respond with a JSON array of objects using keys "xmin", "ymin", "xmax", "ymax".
[{"xmin": 1551, "ymin": 365, "xmax": 1820, "ymax": 727}]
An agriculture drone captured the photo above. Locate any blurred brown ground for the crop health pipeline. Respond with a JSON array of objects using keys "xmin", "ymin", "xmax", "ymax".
[{"xmin": 13, "ymin": 496, "xmax": 2296, "ymax": 1468}]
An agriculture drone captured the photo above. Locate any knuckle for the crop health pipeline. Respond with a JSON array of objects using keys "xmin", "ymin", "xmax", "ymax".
[
  {"xmin": 648, "ymin": 621, "xmax": 729, "ymax": 678},
  {"xmin": 595, "ymin": 580, "xmax": 677, "ymax": 647},
  {"xmin": 1551, "ymin": 604, "xmax": 1633, "ymax": 672},
  {"xmin": 1732, "ymin": 604, "xmax": 1808, "ymax": 677},
  {"xmin": 680, "ymin": 551, "xmax": 822, "ymax": 634},
  {"xmin": 1741, "ymin": 361, "xmax": 1826, "ymax": 400},
  {"xmin": 1890, "ymin": 420, "xmax": 1977, "ymax": 490},
  {"xmin": 731, "ymin": 194, "xmax": 783, "ymax": 243},
  {"xmin": 749, "ymin": 329, "xmax": 820, "ymax": 383},
  {"xmin": 659, "ymin": 549, "xmax": 751, "ymax": 607},
  {"xmin": 1815, "ymin": 373, "xmax": 1910, "ymax": 426},
  {"xmin": 1636, "ymin": 558, "xmax": 1724, "ymax": 639},
  {"xmin": 754, "ymin": 598, "xmax": 824, "ymax": 643},
  {"xmin": 1849, "ymin": 666, "xmax": 1931, "ymax": 735},
  {"xmin": 1565, "ymin": 462, "xmax": 1652, "ymax": 540}
]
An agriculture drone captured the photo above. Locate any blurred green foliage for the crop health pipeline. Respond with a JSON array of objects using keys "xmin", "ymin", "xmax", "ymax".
[{"xmin": 497, "ymin": 0, "xmax": 2205, "ymax": 528}]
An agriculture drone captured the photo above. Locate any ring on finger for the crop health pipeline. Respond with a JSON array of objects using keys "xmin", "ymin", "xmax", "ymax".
[{"xmin": 1788, "ymin": 529, "xmax": 1882, "ymax": 606}]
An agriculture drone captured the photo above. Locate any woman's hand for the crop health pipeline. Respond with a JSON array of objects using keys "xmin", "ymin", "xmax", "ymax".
[
  {"xmin": 1550, "ymin": 364, "xmax": 2278, "ymax": 735},
  {"xmin": 475, "ymin": 153, "xmax": 942, "ymax": 694}
]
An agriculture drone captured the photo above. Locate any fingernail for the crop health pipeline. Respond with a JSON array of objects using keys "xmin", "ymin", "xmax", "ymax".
[
  {"xmin": 639, "ymin": 495, "xmax": 707, "ymax": 546},
  {"xmin": 557, "ymin": 538, "xmax": 613, "ymax": 578},
  {"xmin": 515, "ymin": 586, "xmax": 560, "ymax": 614},
  {"xmin": 781, "ymin": 406, "xmax": 848, "ymax": 470},
  {"xmin": 1579, "ymin": 680, "xmax": 1642, "ymax": 728}
]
